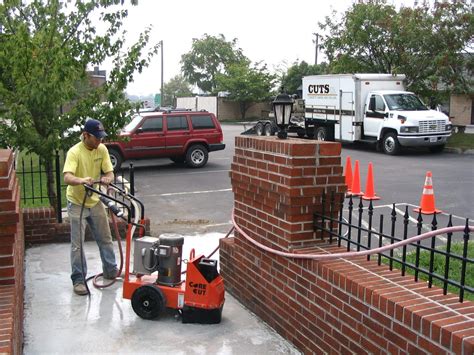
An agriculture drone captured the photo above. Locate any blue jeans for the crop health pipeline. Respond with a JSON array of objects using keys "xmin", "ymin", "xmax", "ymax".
[{"xmin": 67, "ymin": 201, "xmax": 117, "ymax": 285}]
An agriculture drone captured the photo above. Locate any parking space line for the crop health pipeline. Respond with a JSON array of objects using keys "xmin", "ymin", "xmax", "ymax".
[{"xmin": 147, "ymin": 188, "xmax": 232, "ymax": 197}]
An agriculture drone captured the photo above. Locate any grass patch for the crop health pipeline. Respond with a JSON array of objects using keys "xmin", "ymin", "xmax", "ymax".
[
  {"xmin": 382, "ymin": 242, "xmax": 474, "ymax": 301},
  {"xmin": 15, "ymin": 150, "xmax": 67, "ymax": 209},
  {"xmin": 446, "ymin": 132, "xmax": 474, "ymax": 150}
]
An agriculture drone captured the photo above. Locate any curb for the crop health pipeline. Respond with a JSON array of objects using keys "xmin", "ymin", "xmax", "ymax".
[{"xmin": 444, "ymin": 147, "xmax": 474, "ymax": 155}]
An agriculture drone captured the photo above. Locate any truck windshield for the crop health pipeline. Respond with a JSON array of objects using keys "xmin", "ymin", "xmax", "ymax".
[
  {"xmin": 384, "ymin": 94, "xmax": 428, "ymax": 111},
  {"xmin": 122, "ymin": 114, "xmax": 143, "ymax": 133}
]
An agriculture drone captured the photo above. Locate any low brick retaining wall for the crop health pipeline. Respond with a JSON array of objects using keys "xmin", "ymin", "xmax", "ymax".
[
  {"xmin": 0, "ymin": 150, "xmax": 24, "ymax": 354},
  {"xmin": 220, "ymin": 136, "xmax": 474, "ymax": 354}
]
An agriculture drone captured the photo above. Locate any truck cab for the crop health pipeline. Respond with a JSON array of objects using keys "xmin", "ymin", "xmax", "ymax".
[{"xmin": 363, "ymin": 90, "xmax": 452, "ymax": 154}]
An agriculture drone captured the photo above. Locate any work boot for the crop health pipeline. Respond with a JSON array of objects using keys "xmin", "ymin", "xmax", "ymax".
[
  {"xmin": 103, "ymin": 269, "xmax": 120, "ymax": 280},
  {"xmin": 73, "ymin": 283, "xmax": 88, "ymax": 296}
]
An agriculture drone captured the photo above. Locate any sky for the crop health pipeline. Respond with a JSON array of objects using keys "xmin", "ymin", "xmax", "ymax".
[{"xmin": 111, "ymin": 0, "xmax": 416, "ymax": 96}]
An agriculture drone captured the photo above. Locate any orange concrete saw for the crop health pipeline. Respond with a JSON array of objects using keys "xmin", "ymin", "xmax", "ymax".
[{"xmin": 87, "ymin": 182, "xmax": 225, "ymax": 323}]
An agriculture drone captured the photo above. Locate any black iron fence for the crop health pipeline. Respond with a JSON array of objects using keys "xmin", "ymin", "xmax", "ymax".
[
  {"xmin": 14, "ymin": 150, "xmax": 135, "ymax": 223},
  {"xmin": 314, "ymin": 192, "xmax": 473, "ymax": 302}
]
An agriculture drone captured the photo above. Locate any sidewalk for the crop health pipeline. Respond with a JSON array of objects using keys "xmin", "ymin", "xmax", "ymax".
[{"xmin": 23, "ymin": 233, "xmax": 300, "ymax": 354}]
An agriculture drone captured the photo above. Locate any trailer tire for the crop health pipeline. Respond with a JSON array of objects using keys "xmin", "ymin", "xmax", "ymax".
[
  {"xmin": 264, "ymin": 123, "xmax": 274, "ymax": 136},
  {"xmin": 131, "ymin": 285, "xmax": 166, "ymax": 320},
  {"xmin": 108, "ymin": 148, "xmax": 123, "ymax": 172},
  {"xmin": 255, "ymin": 122, "xmax": 264, "ymax": 136},
  {"xmin": 315, "ymin": 126, "xmax": 333, "ymax": 141},
  {"xmin": 382, "ymin": 132, "xmax": 401, "ymax": 155}
]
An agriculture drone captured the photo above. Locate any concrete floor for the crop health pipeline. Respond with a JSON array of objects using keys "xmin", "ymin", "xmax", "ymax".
[{"xmin": 24, "ymin": 233, "xmax": 300, "ymax": 354}]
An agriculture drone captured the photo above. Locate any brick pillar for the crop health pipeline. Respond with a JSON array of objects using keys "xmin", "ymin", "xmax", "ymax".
[
  {"xmin": 221, "ymin": 137, "xmax": 474, "ymax": 354},
  {"xmin": 229, "ymin": 136, "xmax": 345, "ymax": 251},
  {"xmin": 0, "ymin": 149, "xmax": 24, "ymax": 354}
]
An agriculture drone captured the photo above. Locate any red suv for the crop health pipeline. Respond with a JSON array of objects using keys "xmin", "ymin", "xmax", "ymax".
[{"xmin": 105, "ymin": 110, "xmax": 225, "ymax": 170}]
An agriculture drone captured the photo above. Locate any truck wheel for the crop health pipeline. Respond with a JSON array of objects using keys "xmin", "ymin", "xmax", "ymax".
[
  {"xmin": 186, "ymin": 144, "xmax": 209, "ymax": 168},
  {"xmin": 297, "ymin": 131, "xmax": 305, "ymax": 138},
  {"xmin": 108, "ymin": 148, "xmax": 123, "ymax": 171},
  {"xmin": 429, "ymin": 144, "xmax": 445, "ymax": 153},
  {"xmin": 382, "ymin": 132, "xmax": 401, "ymax": 155},
  {"xmin": 264, "ymin": 123, "xmax": 273, "ymax": 136},
  {"xmin": 315, "ymin": 127, "xmax": 329, "ymax": 141},
  {"xmin": 255, "ymin": 122, "xmax": 264, "ymax": 136},
  {"xmin": 131, "ymin": 285, "xmax": 166, "ymax": 320}
]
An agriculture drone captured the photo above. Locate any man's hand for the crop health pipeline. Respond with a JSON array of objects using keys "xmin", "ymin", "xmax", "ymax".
[
  {"xmin": 100, "ymin": 176, "xmax": 112, "ymax": 185},
  {"xmin": 82, "ymin": 177, "xmax": 95, "ymax": 186}
]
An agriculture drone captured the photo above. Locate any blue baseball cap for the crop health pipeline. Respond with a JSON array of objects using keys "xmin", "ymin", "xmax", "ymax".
[{"xmin": 84, "ymin": 119, "xmax": 107, "ymax": 139}]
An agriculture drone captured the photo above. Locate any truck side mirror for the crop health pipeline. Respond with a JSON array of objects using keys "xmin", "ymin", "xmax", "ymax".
[
  {"xmin": 384, "ymin": 112, "xmax": 389, "ymax": 118},
  {"xmin": 369, "ymin": 97, "xmax": 376, "ymax": 111},
  {"xmin": 136, "ymin": 127, "xmax": 143, "ymax": 134}
]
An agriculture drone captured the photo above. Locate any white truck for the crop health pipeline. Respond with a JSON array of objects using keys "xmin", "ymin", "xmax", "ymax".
[{"xmin": 299, "ymin": 73, "xmax": 452, "ymax": 154}]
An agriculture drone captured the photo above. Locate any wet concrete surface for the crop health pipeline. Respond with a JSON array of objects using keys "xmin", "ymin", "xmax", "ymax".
[{"xmin": 24, "ymin": 233, "xmax": 300, "ymax": 354}]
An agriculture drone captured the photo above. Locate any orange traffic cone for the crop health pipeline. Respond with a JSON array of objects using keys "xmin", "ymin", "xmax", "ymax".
[
  {"xmin": 348, "ymin": 160, "xmax": 363, "ymax": 196},
  {"xmin": 344, "ymin": 156, "xmax": 353, "ymax": 195},
  {"xmin": 414, "ymin": 171, "xmax": 442, "ymax": 215},
  {"xmin": 362, "ymin": 162, "xmax": 380, "ymax": 200}
]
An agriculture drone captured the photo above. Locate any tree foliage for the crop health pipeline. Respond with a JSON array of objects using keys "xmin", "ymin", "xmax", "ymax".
[
  {"xmin": 0, "ymin": 0, "xmax": 159, "ymax": 208},
  {"xmin": 161, "ymin": 75, "xmax": 193, "ymax": 107},
  {"xmin": 216, "ymin": 61, "xmax": 276, "ymax": 120},
  {"xmin": 319, "ymin": 0, "xmax": 473, "ymax": 102},
  {"xmin": 180, "ymin": 34, "xmax": 247, "ymax": 94},
  {"xmin": 280, "ymin": 61, "xmax": 328, "ymax": 96}
]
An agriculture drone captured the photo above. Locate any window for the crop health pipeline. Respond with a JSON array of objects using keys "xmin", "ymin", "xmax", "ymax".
[
  {"xmin": 374, "ymin": 95, "xmax": 385, "ymax": 111},
  {"xmin": 140, "ymin": 117, "xmax": 163, "ymax": 132},
  {"xmin": 166, "ymin": 116, "xmax": 189, "ymax": 131},
  {"xmin": 191, "ymin": 115, "xmax": 215, "ymax": 129}
]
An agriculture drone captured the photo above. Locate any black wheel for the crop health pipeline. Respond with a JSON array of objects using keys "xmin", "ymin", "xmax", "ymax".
[
  {"xmin": 382, "ymin": 132, "xmax": 401, "ymax": 155},
  {"xmin": 263, "ymin": 123, "xmax": 273, "ymax": 136},
  {"xmin": 170, "ymin": 156, "xmax": 185, "ymax": 164},
  {"xmin": 297, "ymin": 131, "xmax": 305, "ymax": 138},
  {"xmin": 315, "ymin": 127, "xmax": 328, "ymax": 141},
  {"xmin": 429, "ymin": 144, "xmax": 445, "ymax": 153},
  {"xmin": 255, "ymin": 122, "xmax": 264, "ymax": 136},
  {"xmin": 186, "ymin": 144, "xmax": 209, "ymax": 168},
  {"xmin": 131, "ymin": 285, "xmax": 166, "ymax": 320},
  {"xmin": 108, "ymin": 148, "xmax": 123, "ymax": 171}
]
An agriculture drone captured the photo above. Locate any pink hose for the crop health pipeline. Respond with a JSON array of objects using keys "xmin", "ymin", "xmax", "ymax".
[{"xmin": 231, "ymin": 210, "xmax": 473, "ymax": 260}]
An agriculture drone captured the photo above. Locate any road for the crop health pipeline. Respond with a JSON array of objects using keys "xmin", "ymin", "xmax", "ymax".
[{"xmin": 122, "ymin": 124, "xmax": 473, "ymax": 238}]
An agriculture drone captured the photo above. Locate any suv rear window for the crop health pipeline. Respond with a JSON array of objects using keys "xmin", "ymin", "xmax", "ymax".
[
  {"xmin": 166, "ymin": 115, "xmax": 189, "ymax": 131},
  {"xmin": 191, "ymin": 115, "xmax": 216, "ymax": 129}
]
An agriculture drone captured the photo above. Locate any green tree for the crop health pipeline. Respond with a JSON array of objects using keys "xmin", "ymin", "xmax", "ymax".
[
  {"xmin": 162, "ymin": 75, "xmax": 193, "ymax": 106},
  {"xmin": 180, "ymin": 34, "xmax": 247, "ymax": 94},
  {"xmin": 216, "ymin": 61, "xmax": 276, "ymax": 120},
  {"xmin": 280, "ymin": 61, "xmax": 328, "ymax": 96},
  {"xmin": 319, "ymin": 0, "xmax": 473, "ymax": 103},
  {"xmin": 0, "ymin": 0, "xmax": 159, "ymax": 209}
]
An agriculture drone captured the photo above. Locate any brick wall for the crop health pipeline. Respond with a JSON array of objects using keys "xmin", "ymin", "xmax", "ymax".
[
  {"xmin": 450, "ymin": 94, "xmax": 473, "ymax": 126},
  {"xmin": 0, "ymin": 150, "xmax": 24, "ymax": 354},
  {"xmin": 220, "ymin": 136, "xmax": 474, "ymax": 354},
  {"xmin": 23, "ymin": 207, "xmax": 150, "ymax": 244}
]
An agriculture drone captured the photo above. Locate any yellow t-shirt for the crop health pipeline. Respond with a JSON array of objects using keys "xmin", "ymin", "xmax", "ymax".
[{"xmin": 63, "ymin": 141, "xmax": 114, "ymax": 208}]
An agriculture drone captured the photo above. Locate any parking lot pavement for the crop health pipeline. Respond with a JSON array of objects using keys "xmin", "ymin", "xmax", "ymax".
[{"xmin": 23, "ymin": 233, "xmax": 300, "ymax": 354}]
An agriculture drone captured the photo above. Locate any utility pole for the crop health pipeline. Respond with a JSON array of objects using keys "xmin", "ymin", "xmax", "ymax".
[
  {"xmin": 312, "ymin": 33, "xmax": 319, "ymax": 65},
  {"xmin": 160, "ymin": 40, "xmax": 164, "ymax": 106}
]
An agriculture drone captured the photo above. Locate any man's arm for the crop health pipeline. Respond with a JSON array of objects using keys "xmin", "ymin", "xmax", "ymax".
[{"xmin": 64, "ymin": 172, "xmax": 94, "ymax": 186}]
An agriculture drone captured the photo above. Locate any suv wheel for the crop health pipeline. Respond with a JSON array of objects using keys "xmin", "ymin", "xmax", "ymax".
[
  {"xmin": 108, "ymin": 148, "xmax": 123, "ymax": 171},
  {"xmin": 186, "ymin": 144, "xmax": 208, "ymax": 168}
]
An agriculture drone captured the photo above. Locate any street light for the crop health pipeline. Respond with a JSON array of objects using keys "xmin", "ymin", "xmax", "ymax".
[{"xmin": 272, "ymin": 90, "xmax": 293, "ymax": 139}]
